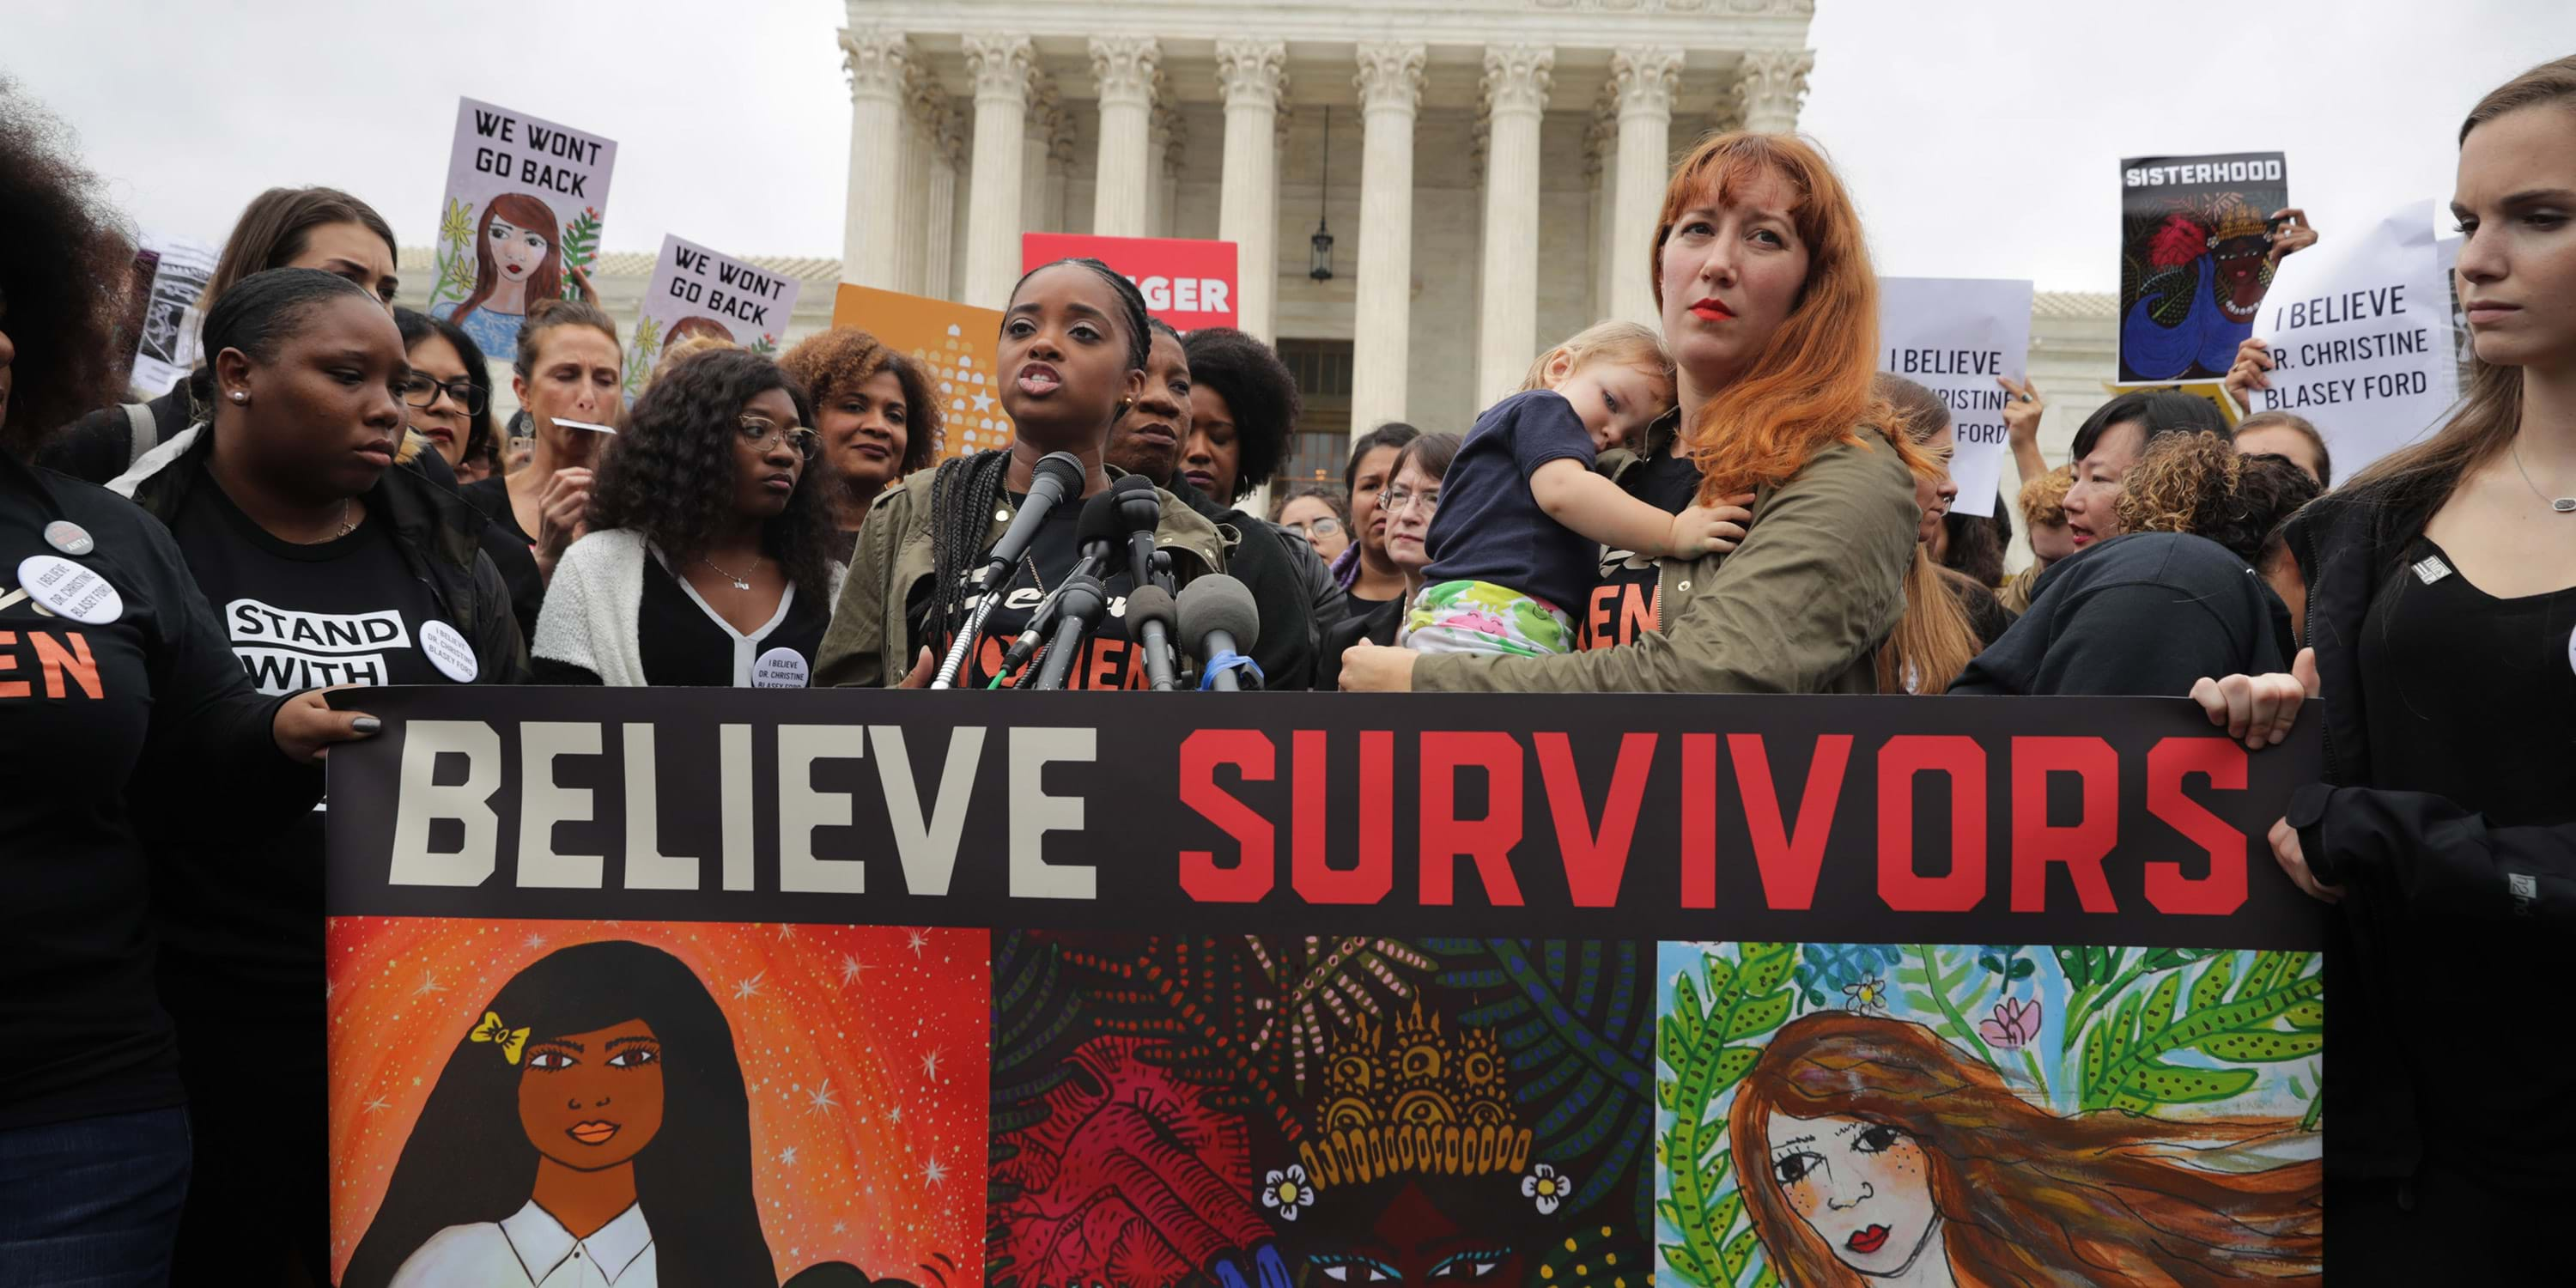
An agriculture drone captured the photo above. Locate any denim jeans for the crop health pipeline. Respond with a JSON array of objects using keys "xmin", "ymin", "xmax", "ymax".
[{"xmin": 0, "ymin": 1107, "xmax": 191, "ymax": 1288}]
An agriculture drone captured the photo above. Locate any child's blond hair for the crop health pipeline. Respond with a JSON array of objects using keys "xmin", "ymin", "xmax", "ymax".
[{"xmin": 1520, "ymin": 320, "xmax": 1675, "ymax": 404}]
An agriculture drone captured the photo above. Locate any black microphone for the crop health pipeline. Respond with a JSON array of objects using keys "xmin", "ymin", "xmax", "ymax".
[
  {"xmin": 1176, "ymin": 574, "xmax": 1261, "ymax": 691},
  {"xmin": 1030, "ymin": 574, "xmax": 1109, "ymax": 690},
  {"xmin": 1126, "ymin": 584, "xmax": 1182, "ymax": 691},
  {"xmin": 993, "ymin": 489, "xmax": 1128, "ymax": 683},
  {"xmin": 1112, "ymin": 475, "xmax": 1169, "ymax": 592},
  {"xmin": 932, "ymin": 451, "xmax": 1085, "ymax": 688}
]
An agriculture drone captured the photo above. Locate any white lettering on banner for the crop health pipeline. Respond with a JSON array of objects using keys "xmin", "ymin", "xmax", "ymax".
[
  {"xmin": 622, "ymin": 724, "xmax": 700, "ymax": 890},
  {"xmin": 226, "ymin": 598, "xmax": 410, "ymax": 695},
  {"xmin": 870, "ymin": 725, "xmax": 987, "ymax": 897},
  {"xmin": 1129, "ymin": 276, "xmax": 1232, "ymax": 317},
  {"xmin": 2123, "ymin": 159, "xmax": 2286, "ymax": 188},
  {"xmin": 388, "ymin": 720, "xmax": 501, "ymax": 886},
  {"xmin": 1011, "ymin": 726, "xmax": 1097, "ymax": 900},
  {"xmin": 518, "ymin": 722, "xmax": 604, "ymax": 887},
  {"xmin": 2250, "ymin": 200, "xmax": 2457, "ymax": 478},
  {"xmin": 780, "ymin": 724, "xmax": 870, "ymax": 894}
]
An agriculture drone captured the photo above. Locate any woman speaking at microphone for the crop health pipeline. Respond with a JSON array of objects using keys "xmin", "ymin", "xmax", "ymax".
[{"xmin": 817, "ymin": 257, "xmax": 1230, "ymax": 689}]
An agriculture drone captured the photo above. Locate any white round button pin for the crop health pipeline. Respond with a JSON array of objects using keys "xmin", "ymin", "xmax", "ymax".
[
  {"xmin": 16, "ymin": 555, "xmax": 123, "ymax": 624},
  {"xmin": 753, "ymin": 646, "xmax": 810, "ymax": 689},
  {"xmin": 43, "ymin": 521, "xmax": 94, "ymax": 557},
  {"xmin": 418, "ymin": 620, "xmax": 479, "ymax": 683}
]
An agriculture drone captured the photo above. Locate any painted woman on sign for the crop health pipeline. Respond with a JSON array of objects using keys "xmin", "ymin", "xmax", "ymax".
[
  {"xmin": 342, "ymin": 940, "xmax": 776, "ymax": 1288},
  {"xmin": 445, "ymin": 191, "xmax": 571, "ymax": 358},
  {"xmin": 1729, "ymin": 1013, "xmax": 2322, "ymax": 1287}
]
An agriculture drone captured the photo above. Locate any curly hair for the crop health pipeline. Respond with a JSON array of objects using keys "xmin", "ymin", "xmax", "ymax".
[
  {"xmin": 0, "ymin": 78, "xmax": 133, "ymax": 454},
  {"xmin": 2017, "ymin": 462, "xmax": 2073, "ymax": 529},
  {"xmin": 1180, "ymin": 326, "xmax": 1300, "ymax": 501},
  {"xmin": 2114, "ymin": 431, "xmax": 2324, "ymax": 564},
  {"xmin": 587, "ymin": 348, "xmax": 835, "ymax": 602},
  {"xmin": 776, "ymin": 326, "xmax": 943, "ymax": 473}
]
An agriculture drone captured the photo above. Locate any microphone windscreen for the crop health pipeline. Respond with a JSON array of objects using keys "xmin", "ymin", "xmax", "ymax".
[
  {"xmin": 1113, "ymin": 473, "xmax": 1163, "ymax": 534},
  {"xmin": 1125, "ymin": 584, "xmax": 1178, "ymax": 632},
  {"xmin": 1076, "ymin": 488, "xmax": 1128, "ymax": 549},
  {"xmin": 1030, "ymin": 451, "xmax": 1084, "ymax": 504},
  {"xmin": 1176, "ymin": 574, "xmax": 1261, "ymax": 653}
]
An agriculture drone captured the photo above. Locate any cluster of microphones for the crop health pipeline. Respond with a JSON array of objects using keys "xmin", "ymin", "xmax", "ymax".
[{"xmin": 930, "ymin": 453, "xmax": 1262, "ymax": 692}]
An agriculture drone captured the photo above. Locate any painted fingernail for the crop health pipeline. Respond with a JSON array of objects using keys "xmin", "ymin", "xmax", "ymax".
[{"xmin": 352, "ymin": 716, "xmax": 383, "ymax": 734}]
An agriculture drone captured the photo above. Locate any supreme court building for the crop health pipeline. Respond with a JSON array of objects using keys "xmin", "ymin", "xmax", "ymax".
[{"xmin": 835, "ymin": 0, "xmax": 1824, "ymax": 474}]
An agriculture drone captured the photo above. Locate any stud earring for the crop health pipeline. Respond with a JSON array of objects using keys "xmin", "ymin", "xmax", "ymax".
[{"xmin": 230, "ymin": 391, "xmax": 247, "ymax": 403}]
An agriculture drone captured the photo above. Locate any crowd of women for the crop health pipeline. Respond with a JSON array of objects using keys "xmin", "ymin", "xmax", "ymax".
[{"xmin": 1, "ymin": 50, "xmax": 2571, "ymax": 1288}]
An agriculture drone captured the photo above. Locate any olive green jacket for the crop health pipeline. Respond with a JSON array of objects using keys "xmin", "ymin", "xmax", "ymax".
[
  {"xmin": 816, "ymin": 465, "xmax": 1230, "ymax": 688},
  {"xmin": 1413, "ymin": 433, "xmax": 1917, "ymax": 694}
]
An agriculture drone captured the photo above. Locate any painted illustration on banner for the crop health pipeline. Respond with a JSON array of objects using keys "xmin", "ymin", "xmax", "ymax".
[
  {"xmin": 424, "ymin": 98, "xmax": 617, "ymax": 361},
  {"xmin": 833, "ymin": 284, "xmax": 1013, "ymax": 461},
  {"xmin": 330, "ymin": 920, "xmax": 983, "ymax": 1288},
  {"xmin": 987, "ymin": 933, "xmax": 1653, "ymax": 1288},
  {"xmin": 127, "ymin": 232, "xmax": 219, "ymax": 398},
  {"xmin": 626, "ymin": 235, "xmax": 804, "ymax": 398},
  {"xmin": 2117, "ymin": 154, "xmax": 2290, "ymax": 384},
  {"xmin": 1656, "ymin": 942, "xmax": 2322, "ymax": 1287}
]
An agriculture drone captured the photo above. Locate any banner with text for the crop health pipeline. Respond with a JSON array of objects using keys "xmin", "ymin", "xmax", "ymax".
[
  {"xmin": 423, "ymin": 98, "xmax": 616, "ymax": 363},
  {"xmin": 1023, "ymin": 233, "xmax": 1240, "ymax": 331},
  {"xmin": 831, "ymin": 283, "xmax": 1014, "ymax": 462},
  {"xmin": 1879, "ymin": 277, "xmax": 2032, "ymax": 518},
  {"xmin": 2118, "ymin": 152, "xmax": 2288, "ymax": 384},
  {"xmin": 324, "ymin": 689, "xmax": 2327, "ymax": 1288},
  {"xmin": 2249, "ymin": 200, "xmax": 2456, "ymax": 479},
  {"xmin": 625, "ymin": 236, "xmax": 803, "ymax": 398},
  {"xmin": 126, "ymin": 231, "xmax": 219, "ymax": 400}
]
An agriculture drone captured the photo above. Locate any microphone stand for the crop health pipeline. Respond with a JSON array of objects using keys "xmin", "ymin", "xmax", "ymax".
[{"xmin": 1030, "ymin": 574, "xmax": 1110, "ymax": 690}]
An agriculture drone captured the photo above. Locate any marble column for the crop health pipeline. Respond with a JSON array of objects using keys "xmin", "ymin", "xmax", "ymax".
[
  {"xmin": 924, "ymin": 100, "xmax": 964, "ymax": 301},
  {"xmin": 1609, "ymin": 46, "xmax": 1683, "ymax": 327},
  {"xmin": 1089, "ymin": 37, "xmax": 1162, "ymax": 238},
  {"xmin": 1585, "ymin": 91, "xmax": 1618, "ymax": 320},
  {"xmin": 1021, "ymin": 79, "xmax": 1060, "ymax": 236},
  {"xmin": 1350, "ymin": 41, "xmax": 1425, "ymax": 437},
  {"xmin": 1215, "ymin": 38, "xmax": 1287, "ymax": 342},
  {"xmin": 893, "ymin": 63, "xmax": 938, "ymax": 295},
  {"xmin": 1044, "ymin": 110, "xmax": 1078, "ymax": 234},
  {"xmin": 960, "ymin": 35, "xmax": 1036, "ymax": 309},
  {"xmin": 1475, "ymin": 45, "xmax": 1552, "ymax": 404},
  {"xmin": 1145, "ymin": 103, "xmax": 1182, "ymax": 236},
  {"xmin": 839, "ymin": 28, "xmax": 908, "ymax": 290},
  {"xmin": 1736, "ymin": 48, "xmax": 1814, "ymax": 134}
]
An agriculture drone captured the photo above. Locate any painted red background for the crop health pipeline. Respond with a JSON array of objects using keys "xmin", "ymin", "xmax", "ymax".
[{"xmin": 1023, "ymin": 233, "xmax": 1240, "ymax": 331}]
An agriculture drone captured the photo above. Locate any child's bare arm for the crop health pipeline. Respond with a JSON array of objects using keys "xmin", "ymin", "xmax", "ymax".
[{"xmin": 1529, "ymin": 459, "xmax": 1752, "ymax": 557}]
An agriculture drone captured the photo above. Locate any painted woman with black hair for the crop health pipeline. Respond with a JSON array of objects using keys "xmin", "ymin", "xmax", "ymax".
[
  {"xmin": 532, "ymin": 348, "xmax": 841, "ymax": 686},
  {"xmin": 344, "ymin": 940, "xmax": 775, "ymax": 1288},
  {"xmin": 817, "ymin": 257, "xmax": 1229, "ymax": 689}
]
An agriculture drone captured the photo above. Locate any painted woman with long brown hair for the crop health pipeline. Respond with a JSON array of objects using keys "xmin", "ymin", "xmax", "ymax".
[
  {"xmin": 443, "ymin": 192, "xmax": 592, "ymax": 359},
  {"xmin": 1730, "ymin": 1013, "xmax": 2322, "ymax": 1286},
  {"xmin": 1340, "ymin": 132, "xmax": 1928, "ymax": 692}
]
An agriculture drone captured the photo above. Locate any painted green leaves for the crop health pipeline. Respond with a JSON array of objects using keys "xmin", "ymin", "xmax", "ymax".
[{"xmin": 1656, "ymin": 943, "xmax": 1794, "ymax": 1288}]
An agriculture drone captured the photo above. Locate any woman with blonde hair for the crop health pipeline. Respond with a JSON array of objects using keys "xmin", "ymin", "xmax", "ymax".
[{"xmin": 1870, "ymin": 374, "xmax": 2007, "ymax": 693}]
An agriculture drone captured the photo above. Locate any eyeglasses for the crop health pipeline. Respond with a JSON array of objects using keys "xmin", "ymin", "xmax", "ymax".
[
  {"xmin": 1285, "ymin": 517, "xmax": 1346, "ymax": 538},
  {"xmin": 738, "ymin": 416, "xmax": 822, "ymax": 461},
  {"xmin": 399, "ymin": 374, "xmax": 486, "ymax": 415},
  {"xmin": 1379, "ymin": 487, "xmax": 1439, "ymax": 516}
]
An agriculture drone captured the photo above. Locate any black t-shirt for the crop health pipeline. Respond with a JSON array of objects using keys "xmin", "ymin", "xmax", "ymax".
[
  {"xmin": 1577, "ymin": 448, "xmax": 1700, "ymax": 651},
  {"xmin": 1423, "ymin": 390, "xmax": 1601, "ymax": 613},
  {"xmin": 905, "ymin": 491, "xmax": 1139, "ymax": 690},
  {"xmin": 636, "ymin": 553, "xmax": 829, "ymax": 687},
  {"xmin": 458, "ymin": 474, "xmax": 531, "ymax": 545},
  {"xmin": 1, "ymin": 455, "xmax": 311, "ymax": 1127}
]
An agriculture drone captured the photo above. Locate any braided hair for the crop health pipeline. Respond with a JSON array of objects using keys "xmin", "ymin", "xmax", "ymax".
[{"xmin": 922, "ymin": 257, "xmax": 1153, "ymax": 640}]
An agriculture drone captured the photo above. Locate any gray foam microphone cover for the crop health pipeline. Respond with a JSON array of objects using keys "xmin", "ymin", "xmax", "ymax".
[
  {"xmin": 1176, "ymin": 574, "xmax": 1261, "ymax": 652},
  {"xmin": 1126, "ymin": 584, "xmax": 1180, "ymax": 632}
]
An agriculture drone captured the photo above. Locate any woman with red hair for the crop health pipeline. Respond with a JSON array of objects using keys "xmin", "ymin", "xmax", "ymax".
[
  {"xmin": 1341, "ymin": 132, "xmax": 1926, "ymax": 692},
  {"xmin": 1731, "ymin": 1013, "xmax": 2323, "ymax": 1286}
]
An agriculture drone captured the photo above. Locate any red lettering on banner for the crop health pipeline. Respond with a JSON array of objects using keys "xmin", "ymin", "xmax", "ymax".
[
  {"xmin": 1295, "ymin": 729, "xmax": 1394, "ymax": 904},
  {"xmin": 2011, "ymin": 736, "xmax": 2119, "ymax": 913},
  {"xmin": 2144, "ymin": 738, "xmax": 2248, "ymax": 915},
  {"xmin": 1179, "ymin": 730, "xmax": 1273, "ymax": 902},
  {"xmin": 1534, "ymin": 732, "xmax": 1656, "ymax": 907},
  {"xmin": 1877, "ymin": 735, "xmax": 1988, "ymax": 912},
  {"xmin": 1730, "ymin": 733, "xmax": 1851, "ymax": 909},
  {"xmin": 1680, "ymin": 733, "xmax": 1716, "ymax": 907},
  {"xmin": 1419, "ymin": 732, "xmax": 1525, "ymax": 906}
]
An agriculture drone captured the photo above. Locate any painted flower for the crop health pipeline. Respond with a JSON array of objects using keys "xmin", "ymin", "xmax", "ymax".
[
  {"xmin": 1439, "ymin": 611, "xmax": 1510, "ymax": 637},
  {"xmin": 1522, "ymin": 1163, "xmax": 1575, "ymax": 1215},
  {"xmin": 437, "ymin": 197, "xmax": 473, "ymax": 250},
  {"xmin": 1842, "ymin": 977, "xmax": 1888, "ymax": 1012},
  {"xmin": 1261, "ymin": 1164, "xmax": 1314, "ymax": 1221},
  {"xmin": 1978, "ymin": 994, "xmax": 2043, "ymax": 1048}
]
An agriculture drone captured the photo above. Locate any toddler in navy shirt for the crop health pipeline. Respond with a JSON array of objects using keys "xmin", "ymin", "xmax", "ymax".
[{"xmin": 1409, "ymin": 322, "xmax": 1741, "ymax": 656}]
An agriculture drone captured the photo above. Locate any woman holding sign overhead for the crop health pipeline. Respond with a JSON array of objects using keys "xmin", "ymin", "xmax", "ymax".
[
  {"xmin": 531, "ymin": 347, "xmax": 843, "ymax": 687},
  {"xmin": 817, "ymin": 257, "xmax": 1230, "ymax": 690}
]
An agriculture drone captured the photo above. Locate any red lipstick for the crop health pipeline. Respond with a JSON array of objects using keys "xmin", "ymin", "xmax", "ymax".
[{"xmin": 1846, "ymin": 1224, "xmax": 1889, "ymax": 1255}]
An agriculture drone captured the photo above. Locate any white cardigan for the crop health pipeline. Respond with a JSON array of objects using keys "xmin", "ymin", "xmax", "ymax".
[{"xmin": 532, "ymin": 528, "xmax": 844, "ymax": 686}]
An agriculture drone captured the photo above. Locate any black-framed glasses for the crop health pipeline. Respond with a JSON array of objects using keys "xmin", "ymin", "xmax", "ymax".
[
  {"xmin": 399, "ymin": 374, "xmax": 486, "ymax": 415},
  {"xmin": 738, "ymin": 416, "xmax": 821, "ymax": 461}
]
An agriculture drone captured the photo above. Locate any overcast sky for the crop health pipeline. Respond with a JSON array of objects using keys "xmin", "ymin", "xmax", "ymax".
[{"xmin": 7, "ymin": 1, "xmax": 2569, "ymax": 293}]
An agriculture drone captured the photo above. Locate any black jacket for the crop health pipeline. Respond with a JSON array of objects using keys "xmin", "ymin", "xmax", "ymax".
[
  {"xmin": 122, "ymin": 428, "xmax": 527, "ymax": 684},
  {"xmin": 2282, "ymin": 485, "xmax": 2576, "ymax": 1188},
  {"xmin": 1164, "ymin": 477, "xmax": 1346, "ymax": 690},
  {"xmin": 1317, "ymin": 594, "xmax": 1403, "ymax": 690},
  {"xmin": 1948, "ymin": 532, "xmax": 2290, "ymax": 696}
]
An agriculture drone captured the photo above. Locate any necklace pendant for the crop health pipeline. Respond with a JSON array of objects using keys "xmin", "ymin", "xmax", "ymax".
[
  {"xmin": 732, "ymin": 578, "xmax": 751, "ymax": 591},
  {"xmin": 2555, "ymin": 497, "xmax": 2576, "ymax": 514}
]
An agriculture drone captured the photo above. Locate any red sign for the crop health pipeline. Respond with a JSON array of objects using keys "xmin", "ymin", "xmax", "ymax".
[{"xmin": 1022, "ymin": 233, "xmax": 1239, "ymax": 331}]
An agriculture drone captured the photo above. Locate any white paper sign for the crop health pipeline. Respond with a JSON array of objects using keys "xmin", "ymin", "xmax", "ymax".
[
  {"xmin": 2249, "ymin": 200, "xmax": 2458, "ymax": 480},
  {"xmin": 1877, "ymin": 276, "xmax": 2035, "ymax": 518},
  {"xmin": 422, "ymin": 98, "xmax": 617, "ymax": 363},
  {"xmin": 625, "ymin": 234, "xmax": 803, "ymax": 398},
  {"xmin": 129, "ymin": 232, "xmax": 219, "ymax": 398}
]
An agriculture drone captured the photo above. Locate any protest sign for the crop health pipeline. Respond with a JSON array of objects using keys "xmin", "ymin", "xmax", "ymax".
[
  {"xmin": 325, "ymin": 687, "xmax": 2328, "ymax": 1287},
  {"xmin": 2249, "ymin": 200, "xmax": 2457, "ymax": 479},
  {"xmin": 125, "ymin": 232, "xmax": 218, "ymax": 399},
  {"xmin": 1023, "ymin": 232, "xmax": 1240, "ymax": 331},
  {"xmin": 832, "ymin": 283, "xmax": 1015, "ymax": 460},
  {"xmin": 422, "ymin": 98, "xmax": 616, "ymax": 362},
  {"xmin": 1879, "ymin": 277, "xmax": 2033, "ymax": 518},
  {"xmin": 2099, "ymin": 379, "xmax": 2243, "ymax": 429},
  {"xmin": 2118, "ymin": 153, "xmax": 2289, "ymax": 384},
  {"xmin": 623, "ymin": 235, "xmax": 803, "ymax": 398}
]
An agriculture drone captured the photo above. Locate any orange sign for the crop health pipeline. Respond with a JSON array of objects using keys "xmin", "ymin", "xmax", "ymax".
[{"xmin": 831, "ymin": 283, "xmax": 1015, "ymax": 461}]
